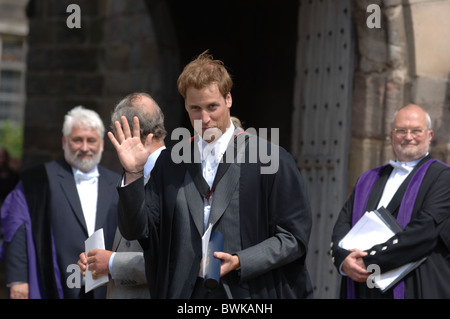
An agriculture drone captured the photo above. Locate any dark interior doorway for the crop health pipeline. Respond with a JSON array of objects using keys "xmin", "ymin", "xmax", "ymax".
[{"xmin": 167, "ymin": 0, "xmax": 299, "ymax": 151}]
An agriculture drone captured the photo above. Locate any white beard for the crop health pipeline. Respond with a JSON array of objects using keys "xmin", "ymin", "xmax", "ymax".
[{"xmin": 64, "ymin": 147, "xmax": 102, "ymax": 173}]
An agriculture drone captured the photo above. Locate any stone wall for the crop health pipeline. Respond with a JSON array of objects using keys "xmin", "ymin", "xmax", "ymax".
[
  {"xmin": 348, "ymin": 0, "xmax": 450, "ymax": 189},
  {"xmin": 23, "ymin": 0, "xmax": 181, "ymax": 171},
  {"xmin": 407, "ymin": 0, "xmax": 450, "ymax": 163}
]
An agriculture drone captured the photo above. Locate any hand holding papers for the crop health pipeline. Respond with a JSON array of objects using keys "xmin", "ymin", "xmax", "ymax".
[
  {"xmin": 339, "ymin": 207, "xmax": 426, "ymax": 292},
  {"xmin": 339, "ymin": 209, "xmax": 397, "ymax": 251},
  {"xmin": 84, "ymin": 228, "xmax": 109, "ymax": 293}
]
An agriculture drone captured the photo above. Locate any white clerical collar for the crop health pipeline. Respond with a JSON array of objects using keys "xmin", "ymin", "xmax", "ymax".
[
  {"xmin": 389, "ymin": 153, "xmax": 429, "ymax": 172},
  {"xmin": 198, "ymin": 120, "xmax": 235, "ymax": 163}
]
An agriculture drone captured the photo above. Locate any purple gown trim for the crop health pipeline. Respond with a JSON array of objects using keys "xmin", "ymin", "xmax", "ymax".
[
  {"xmin": 0, "ymin": 182, "xmax": 63, "ymax": 298},
  {"xmin": 347, "ymin": 159, "xmax": 437, "ymax": 299}
]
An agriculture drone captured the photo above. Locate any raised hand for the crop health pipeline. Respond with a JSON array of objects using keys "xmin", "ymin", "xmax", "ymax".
[{"xmin": 108, "ymin": 116, "xmax": 152, "ymax": 184}]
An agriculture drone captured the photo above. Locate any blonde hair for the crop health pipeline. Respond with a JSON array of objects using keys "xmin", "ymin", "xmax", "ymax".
[{"xmin": 177, "ymin": 50, "xmax": 233, "ymax": 99}]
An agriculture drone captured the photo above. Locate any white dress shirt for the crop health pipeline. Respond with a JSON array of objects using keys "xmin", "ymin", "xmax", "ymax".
[
  {"xmin": 197, "ymin": 120, "xmax": 235, "ymax": 232},
  {"xmin": 377, "ymin": 154, "xmax": 428, "ymax": 210},
  {"xmin": 144, "ymin": 146, "xmax": 166, "ymax": 180},
  {"xmin": 73, "ymin": 166, "xmax": 99, "ymax": 237}
]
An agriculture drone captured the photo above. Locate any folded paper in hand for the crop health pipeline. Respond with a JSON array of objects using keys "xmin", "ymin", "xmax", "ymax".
[
  {"xmin": 339, "ymin": 207, "xmax": 426, "ymax": 292},
  {"xmin": 84, "ymin": 228, "xmax": 109, "ymax": 293}
]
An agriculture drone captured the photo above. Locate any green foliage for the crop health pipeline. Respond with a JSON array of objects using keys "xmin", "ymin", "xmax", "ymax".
[{"xmin": 0, "ymin": 120, "xmax": 23, "ymax": 159}]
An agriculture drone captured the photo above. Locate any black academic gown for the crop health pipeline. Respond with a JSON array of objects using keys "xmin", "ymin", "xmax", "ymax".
[
  {"xmin": 331, "ymin": 158, "xmax": 450, "ymax": 298},
  {"xmin": 3, "ymin": 160, "xmax": 119, "ymax": 299},
  {"xmin": 118, "ymin": 133, "xmax": 314, "ymax": 299}
]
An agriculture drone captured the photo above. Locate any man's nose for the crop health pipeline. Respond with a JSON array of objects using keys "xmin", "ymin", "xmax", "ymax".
[
  {"xmin": 404, "ymin": 131, "xmax": 414, "ymax": 139},
  {"xmin": 201, "ymin": 110, "xmax": 210, "ymax": 123},
  {"xmin": 80, "ymin": 140, "xmax": 89, "ymax": 151}
]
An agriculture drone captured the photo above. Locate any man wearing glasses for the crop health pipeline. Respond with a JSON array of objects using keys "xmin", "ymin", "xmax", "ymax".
[{"xmin": 331, "ymin": 104, "xmax": 450, "ymax": 299}]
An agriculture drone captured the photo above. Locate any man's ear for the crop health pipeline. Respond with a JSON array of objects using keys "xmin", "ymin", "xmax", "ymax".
[
  {"xmin": 428, "ymin": 129, "xmax": 434, "ymax": 144},
  {"xmin": 226, "ymin": 92, "xmax": 232, "ymax": 109},
  {"xmin": 144, "ymin": 133, "xmax": 154, "ymax": 153}
]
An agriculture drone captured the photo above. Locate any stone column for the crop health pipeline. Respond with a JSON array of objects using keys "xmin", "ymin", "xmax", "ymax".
[
  {"xmin": 24, "ymin": 0, "xmax": 106, "ymax": 167},
  {"xmin": 405, "ymin": 0, "xmax": 450, "ymax": 163}
]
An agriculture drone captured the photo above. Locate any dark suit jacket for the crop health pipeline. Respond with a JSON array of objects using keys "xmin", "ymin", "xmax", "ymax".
[
  {"xmin": 118, "ymin": 132, "xmax": 313, "ymax": 299},
  {"xmin": 331, "ymin": 159, "xmax": 450, "ymax": 298},
  {"xmin": 3, "ymin": 159, "xmax": 119, "ymax": 299}
]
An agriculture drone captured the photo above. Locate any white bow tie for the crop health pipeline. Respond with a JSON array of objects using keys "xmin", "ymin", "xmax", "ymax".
[
  {"xmin": 389, "ymin": 160, "xmax": 412, "ymax": 173},
  {"xmin": 74, "ymin": 170, "xmax": 99, "ymax": 183}
]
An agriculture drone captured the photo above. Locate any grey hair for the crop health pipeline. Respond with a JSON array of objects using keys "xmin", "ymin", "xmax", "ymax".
[
  {"xmin": 111, "ymin": 92, "xmax": 167, "ymax": 141},
  {"xmin": 425, "ymin": 112, "xmax": 432, "ymax": 129},
  {"xmin": 391, "ymin": 105, "xmax": 432, "ymax": 130},
  {"xmin": 62, "ymin": 106, "xmax": 105, "ymax": 138}
]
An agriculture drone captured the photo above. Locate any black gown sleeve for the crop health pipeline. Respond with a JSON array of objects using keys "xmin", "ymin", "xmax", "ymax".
[{"xmin": 4, "ymin": 224, "xmax": 29, "ymax": 284}]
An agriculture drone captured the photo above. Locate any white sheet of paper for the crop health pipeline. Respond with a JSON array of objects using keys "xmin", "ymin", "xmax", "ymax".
[
  {"xmin": 338, "ymin": 210, "xmax": 417, "ymax": 291},
  {"xmin": 84, "ymin": 228, "xmax": 109, "ymax": 293},
  {"xmin": 339, "ymin": 211, "xmax": 395, "ymax": 251},
  {"xmin": 374, "ymin": 265, "xmax": 409, "ymax": 290},
  {"xmin": 200, "ymin": 223, "xmax": 213, "ymax": 278}
]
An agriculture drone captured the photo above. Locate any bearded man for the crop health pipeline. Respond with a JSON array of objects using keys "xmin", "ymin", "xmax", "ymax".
[{"xmin": 0, "ymin": 106, "xmax": 119, "ymax": 299}]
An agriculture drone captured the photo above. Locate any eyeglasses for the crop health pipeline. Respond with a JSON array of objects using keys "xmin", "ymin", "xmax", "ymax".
[{"xmin": 393, "ymin": 128, "xmax": 427, "ymax": 137}]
